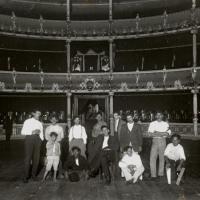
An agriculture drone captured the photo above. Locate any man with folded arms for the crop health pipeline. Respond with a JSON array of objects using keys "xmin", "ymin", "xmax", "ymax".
[
  {"xmin": 148, "ymin": 111, "xmax": 171, "ymax": 180},
  {"xmin": 21, "ymin": 109, "xmax": 43, "ymax": 183}
]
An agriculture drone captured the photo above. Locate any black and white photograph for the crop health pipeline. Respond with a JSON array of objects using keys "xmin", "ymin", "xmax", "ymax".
[{"xmin": 0, "ymin": 0, "xmax": 200, "ymax": 199}]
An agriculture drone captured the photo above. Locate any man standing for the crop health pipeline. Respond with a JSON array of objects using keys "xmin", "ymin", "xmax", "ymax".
[
  {"xmin": 148, "ymin": 111, "xmax": 171, "ymax": 180},
  {"xmin": 21, "ymin": 109, "xmax": 43, "ymax": 183},
  {"xmin": 119, "ymin": 114, "xmax": 143, "ymax": 153},
  {"xmin": 113, "ymin": 112, "xmax": 126, "ymax": 141},
  {"xmin": 45, "ymin": 115, "xmax": 64, "ymax": 143},
  {"xmin": 3, "ymin": 112, "xmax": 13, "ymax": 148}
]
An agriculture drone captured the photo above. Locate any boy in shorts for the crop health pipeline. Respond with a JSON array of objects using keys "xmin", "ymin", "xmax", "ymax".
[{"xmin": 42, "ymin": 132, "xmax": 61, "ymax": 182}]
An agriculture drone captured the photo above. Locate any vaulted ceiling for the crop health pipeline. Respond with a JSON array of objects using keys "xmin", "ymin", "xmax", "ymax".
[{"xmin": 0, "ymin": 0, "xmax": 197, "ymax": 20}]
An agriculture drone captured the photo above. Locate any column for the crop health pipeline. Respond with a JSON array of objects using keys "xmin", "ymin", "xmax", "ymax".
[
  {"xmin": 191, "ymin": 26, "xmax": 198, "ymax": 136},
  {"xmin": 192, "ymin": 89, "xmax": 198, "ymax": 136},
  {"xmin": 109, "ymin": 39, "xmax": 113, "ymax": 72},
  {"xmin": 109, "ymin": 92, "xmax": 114, "ymax": 136},
  {"xmin": 67, "ymin": 92, "xmax": 72, "ymax": 129},
  {"xmin": 66, "ymin": 40, "xmax": 71, "ymax": 73}
]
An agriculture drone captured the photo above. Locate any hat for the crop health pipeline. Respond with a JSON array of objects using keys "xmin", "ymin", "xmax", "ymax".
[{"xmin": 68, "ymin": 172, "xmax": 80, "ymax": 182}]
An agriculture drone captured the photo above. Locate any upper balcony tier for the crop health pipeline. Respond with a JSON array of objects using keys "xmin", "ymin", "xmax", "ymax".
[
  {"xmin": 0, "ymin": 8, "xmax": 199, "ymax": 40},
  {"xmin": 0, "ymin": 67, "xmax": 199, "ymax": 93},
  {"xmin": 0, "ymin": 0, "xmax": 197, "ymax": 20}
]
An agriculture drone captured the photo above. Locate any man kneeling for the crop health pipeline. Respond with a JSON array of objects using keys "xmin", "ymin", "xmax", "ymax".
[
  {"xmin": 164, "ymin": 134, "xmax": 186, "ymax": 185},
  {"xmin": 64, "ymin": 146, "xmax": 88, "ymax": 182},
  {"xmin": 119, "ymin": 146, "xmax": 144, "ymax": 184}
]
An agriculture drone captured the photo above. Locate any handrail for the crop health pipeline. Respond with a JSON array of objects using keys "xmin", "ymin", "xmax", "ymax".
[
  {"xmin": 0, "ymin": 8, "xmax": 199, "ymax": 40},
  {"xmin": 0, "ymin": 66, "xmax": 199, "ymax": 76}
]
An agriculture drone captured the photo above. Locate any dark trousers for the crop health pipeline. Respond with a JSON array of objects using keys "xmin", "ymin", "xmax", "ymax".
[
  {"xmin": 92, "ymin": 149, "xmax": 115, "ymax": 180},
  {"xmin": 168, "ymin": 159, "xmax": 185, "ymax": 180},
  {"xmin": 24, "ymin": 135, "xmax": 42, "ymax": 179}
]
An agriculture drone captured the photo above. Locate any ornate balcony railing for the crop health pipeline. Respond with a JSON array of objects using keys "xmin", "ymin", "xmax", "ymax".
[
  {"xmin": 0, "ymin": 8, "xmax": 199, "ymax": 40},
  {"xmin": 0, "ymin": 67, "xmax": 199, "ymax": 93}
]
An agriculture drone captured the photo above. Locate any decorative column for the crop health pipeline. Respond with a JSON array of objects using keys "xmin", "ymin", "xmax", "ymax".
[
  {"xmin": 109, "ymin": 91, "xmax": 114, "ymax": 136},
  {"xmin": 67, "ymin": 92, "xmax": 72, "ymax": 129},
  {"xmin": 66, "ymin": 40, "xmax": 71, "ymax": 73},
  {"xmin": 191, "ymin": 0, "xmax": 198, "ymax": 136},
  {"xmin": 192, "ymin": 89, "xmax": 198, "ymax": 136},
  {"xmin": 109, "ymin": 39, "xmax": 113, "ymax": 72}
]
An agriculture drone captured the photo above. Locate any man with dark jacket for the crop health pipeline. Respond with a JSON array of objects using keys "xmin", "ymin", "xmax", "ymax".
[
  {"xmin": 64, "ymin": 146, "xmax": 88, "ymax": 182},
  {"xmin": 119, "ymin": 113, "xmax": 143, "ymax": 153},
  {"xmin": 89, "ymin": 125, "xmax": 119, "ymax": 185}
]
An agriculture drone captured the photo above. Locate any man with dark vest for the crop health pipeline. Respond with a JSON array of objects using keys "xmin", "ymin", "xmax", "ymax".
[
  {"xmin": 119, "ymin": 113, "xmax": 143, "ymax": 153},
  {"xmin": 89, "ymin": 125, "xmax": 119, "ymax": 185}
]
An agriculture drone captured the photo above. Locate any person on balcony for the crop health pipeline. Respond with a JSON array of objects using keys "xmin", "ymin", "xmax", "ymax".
[
  {"xmin": 21, "ymin": 109, "xmax": 43, "ymax": 183},
  {"xmin": 68, "ymin": 116, "xmax": 87, "ymax": 158},
  {"xmin": 148, "ymin": 111, "xmax": 171, "ymax": 180}
]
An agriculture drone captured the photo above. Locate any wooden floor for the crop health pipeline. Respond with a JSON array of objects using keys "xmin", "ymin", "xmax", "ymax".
[{"xmin": 0, "ymin": 140, "xmax": 200, "ymax": 200}]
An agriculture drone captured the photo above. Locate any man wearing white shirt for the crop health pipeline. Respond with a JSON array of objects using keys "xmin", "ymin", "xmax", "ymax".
[
  {"xmin": 164, "ymin": 134, "xmax": 186, "ymax": 181},
  {"xmin": 148, "ymin": 111, "xmax": 171, "ymax": 180},
  {"xmin": 45, "ymin": 115, "xmax": 64, "ymax": 142},
  {"xmin": 21, "ymin": 109, "xmax": 43, "ymax": 183},
  {"xmin": 68, "ymin": 116, "xmax": 87, "ymax": 157},
  {"xmin": 119, "ymin": 146, "xmax": 144, "ymax": 184}
]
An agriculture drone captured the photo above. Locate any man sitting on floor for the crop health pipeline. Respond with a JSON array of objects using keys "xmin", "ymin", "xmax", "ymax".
[
  {"xmin": 164, "ymin": 134, "xmax": 186, "ymax": 184},
  {"xmin": 64, "ymin": 146, "xmax": 88, "ymax": 182},
  {"xmin": 119, "ymin": 146, "xmax": 144, "ymax": 184}
]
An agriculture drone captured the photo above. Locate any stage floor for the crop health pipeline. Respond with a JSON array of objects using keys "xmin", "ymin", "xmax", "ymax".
[{"xmin": 0, "ymin": 140, "xmax": 200, "ymax": 200}]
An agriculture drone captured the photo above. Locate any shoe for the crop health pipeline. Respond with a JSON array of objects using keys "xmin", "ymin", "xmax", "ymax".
[{"xmin": 126, "ymin": 180, "xmax": 133, "ymax": 185}]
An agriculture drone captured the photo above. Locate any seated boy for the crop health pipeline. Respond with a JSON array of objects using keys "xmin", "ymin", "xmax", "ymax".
[
  {"xmin": 42, "ymin": 132, "xmax": 61, "ymax": 182},
  {"xmin": 119, "ymin": 146, "xmax": 144, "ymax": 184},
  {"xmin": 64, "ymin": 146, "xmax": 88, "ymax": 182},
  {"xmin": 164, "ymin": 134, "xmax": 186, "ymax": 184}
]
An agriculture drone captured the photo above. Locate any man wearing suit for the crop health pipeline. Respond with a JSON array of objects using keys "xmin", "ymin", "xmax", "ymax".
[
  {"xmin": 89, "ymin": 125, "xmax": 119, "ymax": 185},
  {"xmin": 119, "ymin": 113, "xmax": 143, "ymax": 153},
  {"xmin": 113, "ymin": 112, "xmax": 126, "ymax": 141}
]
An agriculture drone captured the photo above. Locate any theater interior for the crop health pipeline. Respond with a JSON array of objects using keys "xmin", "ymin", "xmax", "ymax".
[{"xmin": 0, "ymin": 0, "xmax": 200, "ymax": 199}]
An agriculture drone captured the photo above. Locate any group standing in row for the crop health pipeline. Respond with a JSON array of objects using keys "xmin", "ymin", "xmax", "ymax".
[{"xmin": 21, "ymin": 109, "xmax": 186, "ymax": 185}]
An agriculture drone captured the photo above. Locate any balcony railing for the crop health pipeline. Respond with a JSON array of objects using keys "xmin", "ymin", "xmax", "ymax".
[
  {"xmin": 0, "ymin": 8, "xmax": 199, "ymax": 40},
  {"xmin": 0, "ymin": 67, "xmax": 199, "ymax": 93}
]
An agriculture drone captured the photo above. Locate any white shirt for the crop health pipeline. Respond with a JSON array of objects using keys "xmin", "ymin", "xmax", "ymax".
[
  {"xmin": 102, "ymin": 136, "xmax": 109, "ymax": 149},
  {"xmin": 119, "ymin": 152, "xmax": 144, "ymax": 169},
  {"xmin": 45, "ymin": 124, "xmax": 64, "ymax": 142},
  {"xmin": 127, "ymin": 122, "xmax": 134, "ymax": 132},
  {"xmin": 148, "ymin": 120, "xmax": 171, "ymax": 137},
  {"xmin": 69, "ymin": 125, "xmax": 87, "ymax": 144},
  {"xmin": 75, "ymin": 158, "xmax": 79, "ymax": 166},
  {"xmin": 164, "ymin": 143, "xmax": 186, "ymax": 161},
  {"xmin": 115, "ymin": 119, "xmax": 119, "ymax": 132},
  {"xmin": 21, "ymin": 118, "xmax": 44, "ymax": 140}
]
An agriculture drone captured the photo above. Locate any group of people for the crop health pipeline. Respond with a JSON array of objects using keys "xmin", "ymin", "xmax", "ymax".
[{"xmin": 21, "ymin": 109, "xmax": 186, "ymax": 185}]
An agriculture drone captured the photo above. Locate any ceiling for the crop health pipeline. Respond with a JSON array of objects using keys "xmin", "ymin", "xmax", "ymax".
[{"xmin": 0, "ymin": 0, "xmax": 196, "ymax": 20}]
